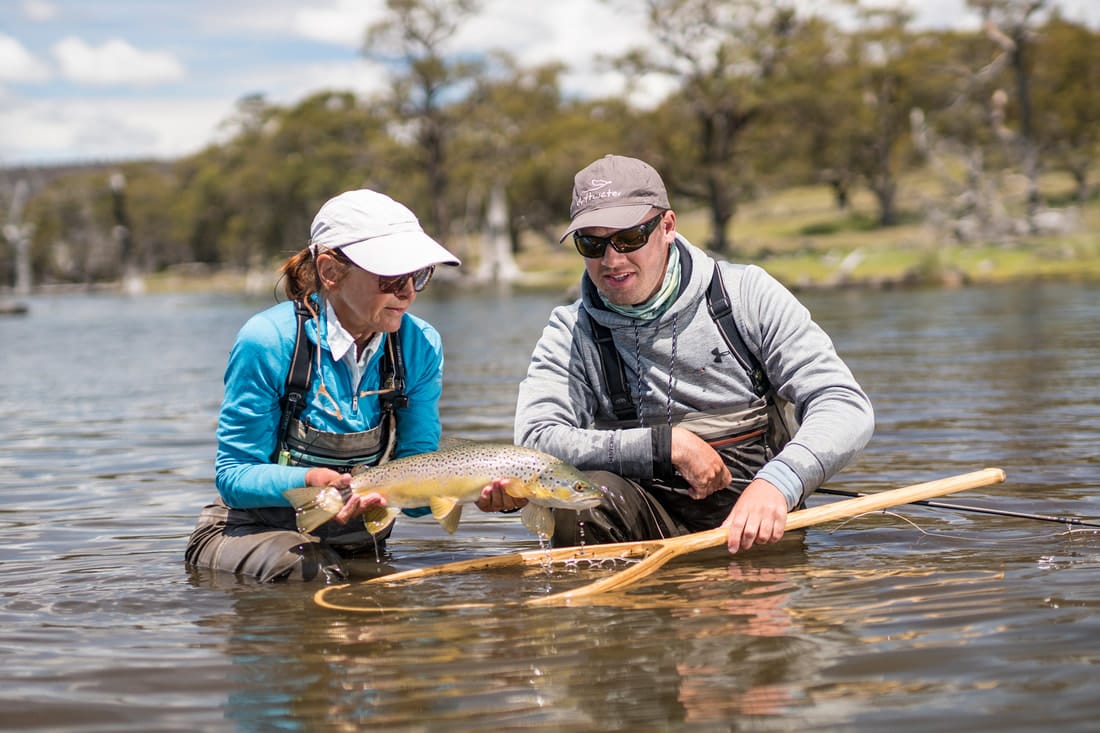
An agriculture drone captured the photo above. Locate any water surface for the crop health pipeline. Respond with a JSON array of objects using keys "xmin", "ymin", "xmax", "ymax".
[{"xmin": 1, "ymin": 282, "xmax": 1098, "ymax": 732}]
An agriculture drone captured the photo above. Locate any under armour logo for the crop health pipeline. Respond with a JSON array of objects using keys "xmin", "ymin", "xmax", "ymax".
[{"xmin": 711, "ymin": 347, "xmax": 730, "ymax": 363}]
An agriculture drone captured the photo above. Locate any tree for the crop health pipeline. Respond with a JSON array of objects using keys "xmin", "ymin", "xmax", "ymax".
[
  {"xmin": 840, "ymin": 7, "xmax": 954, "ymax": 227},
  {"xmin": 759, "ymin": 14, "xmax": 862, "ymax": 210},
  {"xmin": 1029, "ymin": 15, "xmax": 1100, "ymax": 203},
  {"xmin": 454, "ymin": 57, "xmax": 636, "ymax": 247},
  {"xmin": 968, "ymin": 0, "xmax": 1048, "ymax": 220},
  {"xmin": 611, "ymin": 0, "xmax": 803, "ymax": 253},
  {"xmin": 364, "ymin": 0, "xmax": 484, "ymax": 241}
]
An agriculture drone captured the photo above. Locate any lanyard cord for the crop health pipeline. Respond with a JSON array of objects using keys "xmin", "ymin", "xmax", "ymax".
[{"xmin": 631, "ymin": 312, "xmax": 677, "ymax": 428}]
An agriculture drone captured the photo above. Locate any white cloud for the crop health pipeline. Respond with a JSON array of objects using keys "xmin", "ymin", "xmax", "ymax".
[
  {"xmin": 470, "ymin": 0, "xmax": 647, "ymax": 68},
  {"xmin": 0, "ymin": 56, "xmax": 392, "ymax": 165},
  {"xmin": 293, "ymin": 0, "xmax": 387, "ymax": 47},
  {"xmin": 51, "ymin": 37, "xmax": 186, "ymax": 86},
  {"xmin": 0, "ymin": 96, "xmax": 235, "ymax": 164},
  {"xmin": 230, "ymin": 58, "xmax": 392, "ymax": 105},
  {"xmin": 0, "ymin": 33, "xmax": 51, "ymax": 83},
  {"xmin": 4, "ymin": 0, "xmax": 1096, "ymax": 166},
  {"xmin": 22, "ymin": 0, "xmax": 58, "ymax": 22}
]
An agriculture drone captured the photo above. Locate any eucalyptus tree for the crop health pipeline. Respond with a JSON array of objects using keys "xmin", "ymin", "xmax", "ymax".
[
  {"xmin": 967, "ymin": 0, "xmax": 1048, "ymax": 220},
  {"xmin": 609, "ymin": 0, "xmax": 805, "ymax": 253},
  {"xmin": 839, "ymin": 6, "xmax": 953, "ymax": 227},
  {"xmin": 174, "ymin": 93, "xmax": 281, "ymax": 269},
  {"xmin": 756, "ymin": 14, "xmax": 863, "ymax": 211},
  {"xmin": 363, "ymin": 0, "xmax": 484, "ymax": 241},
  {"xmin": 250, "ymin": 90, "xmax": 400, "ymax": 256},
  {"xmin": 1027, "ymin": 15, "xmax": 1100, "ymax": 204},
  {"xmin": 455, "ymin": 57, "xmax": 638, "ymax": 247}
]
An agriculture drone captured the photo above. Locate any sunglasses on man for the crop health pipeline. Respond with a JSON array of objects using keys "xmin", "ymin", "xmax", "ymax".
[{"xmin": 573, "ymin": 212, "xmax": 665, "ymax": 259}]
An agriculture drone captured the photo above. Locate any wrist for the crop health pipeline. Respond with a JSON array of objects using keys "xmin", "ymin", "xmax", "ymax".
[{"xmin": 651, "ymin": 425, "xmax": 674, "ymax": 479}]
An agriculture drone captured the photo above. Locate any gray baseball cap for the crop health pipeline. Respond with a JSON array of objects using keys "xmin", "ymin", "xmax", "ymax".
[{"xmin": 559, "ymin": 154, "xmax": 670, "ymax": 242}]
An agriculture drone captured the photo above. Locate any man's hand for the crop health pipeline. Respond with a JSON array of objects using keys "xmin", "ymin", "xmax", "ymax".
[
  {"xmin": 722, "ymin": 478, "xmax": 788, "ymax": 553},
  {"xmin": 475, "ymin": 478, "xmax": 528, "ymax": 513},
  {"xmin": 670, "ymin": 426, "xmax": 732, "ymax": 499}
]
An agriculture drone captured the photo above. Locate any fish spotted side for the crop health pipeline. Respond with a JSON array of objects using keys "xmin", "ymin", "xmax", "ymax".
[{"xmin": 283, "ymin": 443, "xmax": 604, "ymax": 538}]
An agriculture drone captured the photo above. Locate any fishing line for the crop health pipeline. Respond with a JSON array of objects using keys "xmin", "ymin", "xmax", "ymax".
[
  {"xmin": 828, "ymin": 510, "xmax": 1097, "ymax": 544},
  {"xmin": 817, "ymin": 487, "xmax": 1100, "ymax": 529},
  {"xmin": 830, "ymin": 510, "xmax": 996, "ymax": 541}
]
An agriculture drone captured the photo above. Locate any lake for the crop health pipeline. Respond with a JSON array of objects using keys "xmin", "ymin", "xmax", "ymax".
[{"xmin": 1, "ymin": 279, "xmax": 1098, "ymax": 732}]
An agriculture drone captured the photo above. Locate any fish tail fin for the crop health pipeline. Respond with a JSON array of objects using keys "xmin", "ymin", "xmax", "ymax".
[
  {"xmin": 283, "ymin": 486, "xmax": 344, "ymax": 533},
  {"xmin": 429, "ymin": 496, "xmax": 463, "ymax": 534},
  {"xmin": 363, "ymin": 505, "xmax": 400, "ymax": 536},
  {"xmin": 521, "ymin": 504, "xmax": 555, "ymax": 539}
]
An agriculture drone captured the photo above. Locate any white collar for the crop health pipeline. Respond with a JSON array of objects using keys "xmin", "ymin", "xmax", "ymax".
[{"xmin": 324, "ymin": 300, "xmax": 381, "ymax": 366}]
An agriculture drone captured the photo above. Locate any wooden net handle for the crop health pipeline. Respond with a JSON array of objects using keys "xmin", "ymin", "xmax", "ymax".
[{"xmin": 314, "ymin": 468, "xmax": 1006, "ymax": 611}]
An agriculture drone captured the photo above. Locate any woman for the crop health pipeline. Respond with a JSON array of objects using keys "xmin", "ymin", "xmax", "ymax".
[{"xmin": 186, "ymin": 189, "xmax": 520, "ymax": 582}]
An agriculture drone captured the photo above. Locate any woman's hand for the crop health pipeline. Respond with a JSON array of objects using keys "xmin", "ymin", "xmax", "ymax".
[
  {"xmin": 722, "ymin": 478, "xmax": 788, "ymax": 553},
  {"xmin": 304, "ymin": 467, "xmax": 385, "ymax": 524},
  {"xmin": 670, "ymin": 426, "xmax": 732, "ymax": 500},
  {"xmin": 475, "ymin": 479, "xmax": 528, "ymax": 513}
]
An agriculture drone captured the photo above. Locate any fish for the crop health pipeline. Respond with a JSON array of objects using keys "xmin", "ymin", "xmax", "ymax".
[{"xmin": 282, "ymin": 442, "xmax": 604, "ymax": 538}]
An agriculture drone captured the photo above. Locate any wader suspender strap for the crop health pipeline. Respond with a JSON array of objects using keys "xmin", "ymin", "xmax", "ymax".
[
  {"xmin": 706, "ymin": 267, "xmax": 771, "ymax": 398},
  {"xmin": 380, "ymin": 331, "xmax": 409, "ymax": 411},
  {"xmin": 592, "ymin": 320, "xmax": 638, "ymax": 422},
  {"xmin": 275, "ymin": 301, "xmax": 408, "ymax": 463},
  {"xmin": 587, "ymin": 265, "xmax": 769, "ymax": 422},
  {"xmin": 375, "ymin": 331, "xmax": 407, "ymax": 465},
  {"xmin": 275, "ymin": 300, "xmax": 315, "ymax": 462}
]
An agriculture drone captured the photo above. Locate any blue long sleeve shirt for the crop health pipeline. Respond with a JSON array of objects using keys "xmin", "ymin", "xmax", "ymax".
[{"xmin": 214, "ymin": 299, "xmax": 445, "ymax": 509}]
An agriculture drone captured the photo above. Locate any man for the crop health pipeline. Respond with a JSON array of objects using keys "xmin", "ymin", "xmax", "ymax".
[{"xmin": 514, "ymin": 154, "xmax": 874, "ymax": 553}]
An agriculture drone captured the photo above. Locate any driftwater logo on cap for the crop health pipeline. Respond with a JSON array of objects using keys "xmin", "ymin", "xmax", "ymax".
[{"xmin": 574, "ymin": 178, "xmax": 623, "ymax": 208}]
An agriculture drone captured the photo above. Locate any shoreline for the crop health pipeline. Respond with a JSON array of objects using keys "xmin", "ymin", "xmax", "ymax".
[{"xmin": 4, "ymin": 251, "xmax": 1097, "ymax": 301}]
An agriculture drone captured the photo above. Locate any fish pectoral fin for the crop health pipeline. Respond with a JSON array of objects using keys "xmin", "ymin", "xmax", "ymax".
[
  {"xmin": 521, "ymin": 504, "xmax": 555, "ymax": 539},
  {"xmin": 429, "ymin": 497, "xmax": 463, "ymax": 534},
  {"xmin": 283, "ymin": 486, "xmax": 344, "ymax": 534},
  {"xmin": 363, "ymin": 506, "xmax": 399, "ymax": 536},
  {"xmin": 502, "ymin": 481, "xmax": 528, "ymax": 499}
]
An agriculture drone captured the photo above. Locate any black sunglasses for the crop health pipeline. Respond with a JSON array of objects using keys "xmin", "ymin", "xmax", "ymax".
[{"xmin": 573, "ymin": 212, "xmax": 665, "ymax": 258}]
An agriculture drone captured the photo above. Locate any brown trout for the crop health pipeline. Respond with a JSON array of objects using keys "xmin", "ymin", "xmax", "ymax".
[{"xmin": 283, "ymin": 442, "xmax": 604, "ymax": 538}]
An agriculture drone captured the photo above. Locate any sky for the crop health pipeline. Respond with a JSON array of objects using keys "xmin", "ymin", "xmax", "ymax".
[{"xmin": 2, "ymin": 0, "xmax": 1098, "ymax": 167}]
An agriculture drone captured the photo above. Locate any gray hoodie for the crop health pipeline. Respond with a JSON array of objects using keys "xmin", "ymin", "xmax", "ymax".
[{"xmin": 514, "ymin": 237, "xmax": 874, "ymax": 510}]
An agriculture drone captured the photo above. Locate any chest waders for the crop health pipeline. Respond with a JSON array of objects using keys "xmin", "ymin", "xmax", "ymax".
[
  {"xmin": 249, "ymin": 299, "xmax": 409, "ymax": 548},
  {"xmin": 586, "ymin": 263, "xmax": 797, "ymax": 502}
]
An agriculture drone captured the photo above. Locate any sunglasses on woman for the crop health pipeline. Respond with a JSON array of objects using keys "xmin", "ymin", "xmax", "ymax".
[
  {"xmin": 327, "ymin": 248, "xmax": 435, "ymax": 294},
  {"xmin": 573, "ymin": 212, "xmax": 665, "ymax": 258},
  {"xmin": 376, "ymin": 266, "xmax": 435, "ymax": 294}
]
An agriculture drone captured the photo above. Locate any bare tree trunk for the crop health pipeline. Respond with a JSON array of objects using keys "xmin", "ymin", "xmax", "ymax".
[
  {"xmin": 422, "ymin": 114, "xmax": 450, "ymax": 239},
  {"xmin": 4, "ymin": 179, "xmax": 33, "ymax": 297},
  {"xmin": 476, "ymin": 183, "xmax": 520, "ymax": 283},
  {"xmin": 705, "ymin": 175, "xmax": 734, "ymax": 254},
  {"xmin": 110, "ymin": 172, "xmax": 144, "ymax": 294},
  {"xmin": 1010, "ymin": 33, "xmax": 1041, "ymax": 220}
]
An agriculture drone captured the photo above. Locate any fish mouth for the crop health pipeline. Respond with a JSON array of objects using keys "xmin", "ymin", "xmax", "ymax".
[
  {"xmin": 532, "ymin": 492, "xmax": 605, "ymax": 510},
  {"xmin": 574, "ymin": 495, "xmax": 604, "ymax": 510}
]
